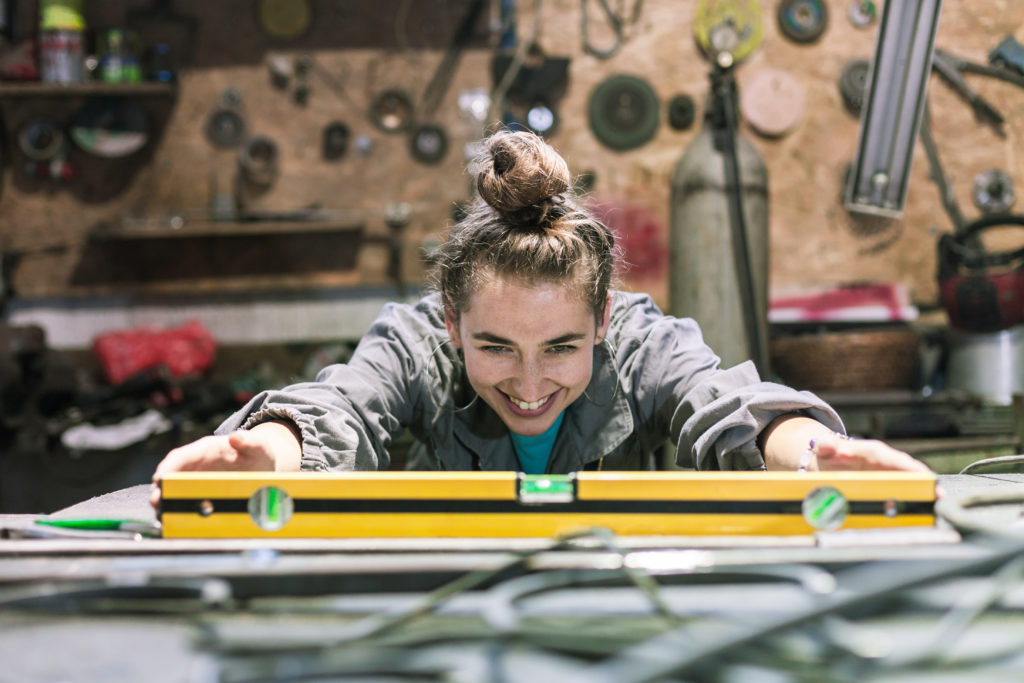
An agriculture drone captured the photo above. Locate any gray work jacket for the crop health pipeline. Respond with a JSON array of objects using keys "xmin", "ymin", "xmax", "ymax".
[{"xmin": 217, "ymin": 291, "xmax": 843, "ymax": 472}]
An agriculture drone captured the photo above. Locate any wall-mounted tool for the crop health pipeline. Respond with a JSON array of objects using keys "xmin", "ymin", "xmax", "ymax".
[
  {"xmin": 368, "ymin": 88, "xmax": 415, "ymax": 134},
  {"xmin": 292, "ymin": 56, "xmax": 311, "ymax": 106},
  {"xmin": 588, "ymin": 74, "xmax": 660, "ymax": 151},
  {"xmin": 989, "ymin": 35, "xmax": 1024, "ymax": 76},
  {"xmin": 204, "ymin": 88, "xmax": 247, "ymax": 148},
  {"xmin": 490, "ymin": 48, "xmax": 570, "ymax": 137},
  {"xmin": 580, "ymin": 0, "xmax": 643, "ymax": 59},
  {"xmin": 322, "ymin": 121, "xmax": 350, "ymax": 161},
  {"xmin": 919, "ymin": 103, "xmax": 965, "ymax": 233},
  {"xmin": 17, "ymin": 120, "xmax": 64, "ymax": 163},
  {"xmin": 266, "ymin": 53, "xmax": 310, "ymax": 105},
  {"xmin": 973, "ymin": 169, "xmax": 1016, "ymax": 215},
  {"xmin": 740, "ymin": 68, "xmax": 806, "ymax": 138},
  {"xmin": 17, "ymin": 119, "xmax": 73, "ymax": 181},
  {"xmin": 667, "ymin": 94, "xmax": 696, "ymax": 131},
  {"xmin": 409, "ymin": 123, "xmax": 448, "ymax": 165},
  {"xmin": 238, "ymin": 135, "xmax": 279, "ymax": 188},
  {"xmin": 838, "ymin": 58, "xmax": 870, "ymax": 116},
  {"xmin": 409, "ymin": 117, "xmax": 450, "ymax": 162},
  {"xmin": 693, "ymin": 0, "xmax": 763, "ymax": 65},
  {"xmin": 489, "ymin": 1, "xmax": 568, "ymax": 138},
  {"xmin": 847, "ymin": 1, "xmax": 877, "ymax": 28},
  {"xmin": 777, "ymin": 0, "xmax": 829, "ymax": 44},
  {"xmin": 403, "ymin": 0, "xmax": 486, "ymax": 165},
  {"xmin": 267, "ymin": 54, "xmax": 292, "ymax": 90},
  {"xmin": 932, "ymin": 46, "xmax": 1024, "ymax": 139}
]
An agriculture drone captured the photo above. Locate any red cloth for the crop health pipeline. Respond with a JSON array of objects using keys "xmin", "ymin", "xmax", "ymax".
[{"xmin": 93, "ymin": 320, "xmax": 217, "ymax": 385}]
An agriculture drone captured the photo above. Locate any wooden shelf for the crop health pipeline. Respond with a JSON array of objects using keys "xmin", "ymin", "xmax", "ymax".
[
  {"xmin": 0, "ymin": 81, "xmax": 177, "ymax": 97},
  {"xmin": 73, "ymin": 221, "xmax": 371, "ymax": 289},
  {"xmin": 94, "ymin": 218, "xmax": 367, "ymax": 240}
]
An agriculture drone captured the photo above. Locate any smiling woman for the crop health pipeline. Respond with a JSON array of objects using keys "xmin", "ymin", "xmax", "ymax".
[
  {"xmin": 151, "ymin": 130, "xmax": 930, "ymax": 498},
  {"xmin": 447, "ymin": 278, "xmax": 606, "ymax": 438}
]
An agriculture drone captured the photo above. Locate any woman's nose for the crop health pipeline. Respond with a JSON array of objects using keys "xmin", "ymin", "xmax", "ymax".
[{"xmin": 514, "ymin": 357, "xmax": 544, "ymax": 398}]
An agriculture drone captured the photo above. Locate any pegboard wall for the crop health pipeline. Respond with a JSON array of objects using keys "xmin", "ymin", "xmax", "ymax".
[{"xmin": 2, "ymin": 0, "xmax": 1023, "ymax": 314}]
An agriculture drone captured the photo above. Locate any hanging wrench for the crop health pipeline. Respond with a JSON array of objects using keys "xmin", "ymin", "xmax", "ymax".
[
  {"xmin": 918, "ymin": 101, "xmax": 967, "ymax": 235},
  {"xmin": 932, "ymin": 47, "xmax": 1024, "ymax": 138}
]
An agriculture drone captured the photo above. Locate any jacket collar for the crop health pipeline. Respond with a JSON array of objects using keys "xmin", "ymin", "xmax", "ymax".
[{"xmin": 553, "ymin": 340, "xmax": 633, "ymax": 470}]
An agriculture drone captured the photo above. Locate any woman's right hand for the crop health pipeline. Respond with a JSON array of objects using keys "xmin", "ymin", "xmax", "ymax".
[{"xmin": 150, "ymin": 421, "xmax": 301, "ymax": 507}]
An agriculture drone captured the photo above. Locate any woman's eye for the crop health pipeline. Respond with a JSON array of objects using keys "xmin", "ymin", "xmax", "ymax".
[
  {"xmin": 481, "ymin": 345, "xmax": 509, "ymax": 355},
  {"xmin": 548, "ymin": 345, "xmax": 577, "ymax": 355}
]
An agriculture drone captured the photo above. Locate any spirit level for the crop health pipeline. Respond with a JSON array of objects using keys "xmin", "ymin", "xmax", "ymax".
[{"xmin": 159, "ymin": 471, "xmax": 937, "ymax": 539}]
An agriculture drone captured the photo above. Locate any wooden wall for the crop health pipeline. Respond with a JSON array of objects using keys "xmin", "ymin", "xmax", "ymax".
[{"xmin": 2, "ymin": 0, "xmax": 1023, "ymax": 315}]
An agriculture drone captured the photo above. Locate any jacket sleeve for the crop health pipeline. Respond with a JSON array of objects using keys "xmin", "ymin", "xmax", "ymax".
[
  {"xmin": 612, "ymin": 293, "xmax": 844, "ymax": 471},
  {"xmin": 215, "ymin": 300, "xmax": 437, "ymax": 471}
]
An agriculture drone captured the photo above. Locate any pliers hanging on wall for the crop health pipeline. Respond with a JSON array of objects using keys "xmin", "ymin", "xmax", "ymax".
[{"xmin": 931, "ymin": 47, "xmax": 1024, "ymax": 138}]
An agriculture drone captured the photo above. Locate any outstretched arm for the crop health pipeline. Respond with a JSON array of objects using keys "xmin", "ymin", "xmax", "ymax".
[
  {"xmin": 759, "ymin": 414, "xmax": 932, "ymax": 473},
  {"xmin": 150, "ymin": 420, "xmax": 302, "ymax": 507}
]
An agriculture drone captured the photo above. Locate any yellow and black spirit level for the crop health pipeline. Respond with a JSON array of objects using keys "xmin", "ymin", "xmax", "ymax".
[{"xmin": 158, "ymin": 471, "xmax": 937, "ymax": 539}]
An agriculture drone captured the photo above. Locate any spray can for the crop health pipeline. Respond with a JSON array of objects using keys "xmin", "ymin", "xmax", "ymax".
[
  {"xmin": 670, "ymin": 65, "xmax": 770, "ymax": 373},
  {"xmin": 38, "ymin": 0, "xmax": 84, "ymax": 84}
]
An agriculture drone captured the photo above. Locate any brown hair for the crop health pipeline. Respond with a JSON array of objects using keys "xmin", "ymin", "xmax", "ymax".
[{"xmin": 432, "ymin": 130, "xmax": 617, "ymax": 324}]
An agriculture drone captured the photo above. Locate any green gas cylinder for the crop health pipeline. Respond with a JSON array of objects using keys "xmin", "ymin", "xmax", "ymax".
[{"xmin": 670, "ymin": 65, "xmax": 770, "ymax": 374}]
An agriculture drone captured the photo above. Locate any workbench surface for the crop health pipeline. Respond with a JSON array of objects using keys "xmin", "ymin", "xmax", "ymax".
[{"xmin": 2, "ymin": 474, "xmax": 1024, "ymax": 682}]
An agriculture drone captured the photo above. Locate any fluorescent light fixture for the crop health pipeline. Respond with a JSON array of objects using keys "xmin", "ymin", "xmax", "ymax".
[{"xmin": 845, "ymin": 0, "xmax": 945, "ymax": 218}]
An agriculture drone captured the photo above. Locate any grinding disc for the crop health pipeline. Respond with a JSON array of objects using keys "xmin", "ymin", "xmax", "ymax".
[
  {"xmin": 667, "ymin": 93, "xmax": 696, "ymax": 131},
  {"xmin": 409, "ymin": 122, "xmax": 449, "ymax": 165},
  {"xmin": 777, "ymin": 0, "xmax": 829, "ymax": 44},
  {"xmin": 693, "ymin": 0, "xmax": 764, "ymax": 64},
  {"xmin": 588, "ymin": 74, "xmax": 660, "ymax": 151},
  {"xmin": 739, "ymin": 68, "xmax": 806, "ymax": 138},
  {"xmin": 839, "ymin": 58, "xmax": 870, "ymax": 116}
]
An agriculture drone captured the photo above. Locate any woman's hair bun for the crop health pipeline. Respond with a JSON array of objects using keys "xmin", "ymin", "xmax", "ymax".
[{"xmin": 476, "ymin": 131, "xmax": 571, "ymax": 221}]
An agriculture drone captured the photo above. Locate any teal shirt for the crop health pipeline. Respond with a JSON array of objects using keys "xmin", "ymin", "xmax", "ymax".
[{"xmin": 510, "ymin": 412, "xmax": 565, "ymax": 474}]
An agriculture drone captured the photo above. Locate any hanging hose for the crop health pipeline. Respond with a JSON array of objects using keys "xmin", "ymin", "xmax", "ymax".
[{"xmin": 709, "ymin": 61, "xmax": 768, "ymax": 374}]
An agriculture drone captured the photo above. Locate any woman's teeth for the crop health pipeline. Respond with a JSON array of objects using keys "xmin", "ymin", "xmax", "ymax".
[{"xmin": 511, "ymin": 394, "xmax": 549, "ymax": 411}]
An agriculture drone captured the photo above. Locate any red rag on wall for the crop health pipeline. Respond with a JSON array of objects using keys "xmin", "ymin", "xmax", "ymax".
[{"xmin": 93, "ymin": 320, "xmax": 217, "ymax": 385}]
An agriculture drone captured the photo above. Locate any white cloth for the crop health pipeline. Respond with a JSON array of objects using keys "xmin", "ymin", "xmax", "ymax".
[{"xmin": 61, "ymin": 409, "xmax": 173, "ymax": 451}]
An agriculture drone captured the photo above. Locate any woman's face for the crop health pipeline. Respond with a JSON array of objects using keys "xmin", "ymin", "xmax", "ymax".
[{"xmin": 446, "ymin": 277, "xmax": 610, "ymax": 437}]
